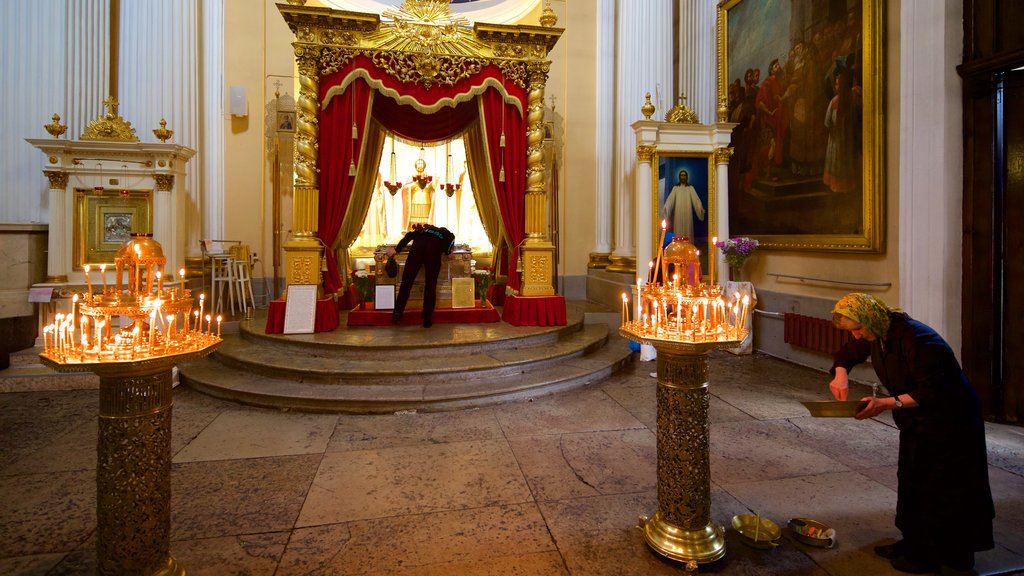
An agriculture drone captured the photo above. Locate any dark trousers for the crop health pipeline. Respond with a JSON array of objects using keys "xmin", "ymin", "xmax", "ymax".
[{"xmin": 394, "ymin": 235, "xmax": 444, "ymax": 322}]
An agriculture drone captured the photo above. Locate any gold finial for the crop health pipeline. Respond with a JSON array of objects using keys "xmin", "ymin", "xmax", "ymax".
[
  {"xmin": 81, "ymin": 96, "xmax": 139, "ymax": 141},
  {"xmin": 717, "ymin": 95, "xmax": 729, "ymax": 123},
  {"xmin": 641, "ymin": 92, "xmax": 656, "ymax": 120},
  {"xmin": 540, "ymin": 0, "xmax": 558, "ymax": 27},
  {"xmin": 45, "ymin": 113, "xmax": 67, "ymax": 138},
  {"xmin": 153, "ymin": 118, "xmax": 174, "ymax": 143},
  {"xmin": 665, "ymin": 93, "xmax": 700, "ymax": 124}
]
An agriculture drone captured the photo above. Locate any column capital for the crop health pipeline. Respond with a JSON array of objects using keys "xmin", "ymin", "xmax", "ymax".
[
  {"xmin": 713, "ymin": 146, "xmax": 733, "ymax": 165},
  {"xmin": 637, "ymin": 145, "xmax": 657, "ymax": 163}
]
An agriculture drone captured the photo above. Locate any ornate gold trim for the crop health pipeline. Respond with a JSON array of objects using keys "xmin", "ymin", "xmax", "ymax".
[
  {"xmin": 153, "ymin": 174, "xmax": 175, "ymax": 192},
  {"xmin": 637, "ymin": 145, "xmax": 657, "ymax": 163},
  {"xmin": 44, "ymin": 170, "xmax": 68, "ymax": 189},
  {"xmin": 588, "ymin": 252, "xmax": 612, "ymax": 269},
  {"xmin": 81, "ymin": 97, "xmax": 139, "ymax": 142},
  {"xmin": 44, "ymin": 113, "xmax": 67, "ymax": 138},
  {"xmin": 664, "ymin": 94, "xmax": 700, "ymax": 124},
  {"xmin": 712, "ymin": 146, "xmax": 733, "ymax": 165}
]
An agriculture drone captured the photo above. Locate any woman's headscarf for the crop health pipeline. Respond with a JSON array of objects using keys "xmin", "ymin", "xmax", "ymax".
[{"xmin": 832, "ymin": 293, "xmax": 893, "ymax": 338}]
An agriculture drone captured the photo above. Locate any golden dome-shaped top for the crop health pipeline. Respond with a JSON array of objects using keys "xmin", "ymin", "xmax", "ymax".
[
  {"xmin": 116, "ymin": 233, "xmax": 166, "ymax": 267},
  {"xmin": 662, "ymin": 236, "xmax": 702, "ymax": 286}
]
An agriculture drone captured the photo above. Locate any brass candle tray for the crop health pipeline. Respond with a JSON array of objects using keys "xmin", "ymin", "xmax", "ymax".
[
  {"xmin": 731, "ymin": 514, "xmax": 781, "ymax": 549},
  {"xmin": 801, "ymin": 400, "xmax": 868, "ymax": 418}
]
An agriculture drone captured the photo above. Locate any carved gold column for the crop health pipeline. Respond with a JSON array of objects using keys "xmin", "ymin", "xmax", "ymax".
[
  {"xmin": 284, "ymin": 48, "xmax": 324, "ymax": 292},
  {"xmin": 638, "ymin": 340, "xmax": 727, "ymax": 569},
  {"xmin": 519, "ymin": 60, "xmax": 555, "ymax": 296}
]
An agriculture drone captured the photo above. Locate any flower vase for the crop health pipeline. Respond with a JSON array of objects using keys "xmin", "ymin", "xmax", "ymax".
[{"xmin": 728, "ymin": 265, "xmax": 744, "ymax": 282}]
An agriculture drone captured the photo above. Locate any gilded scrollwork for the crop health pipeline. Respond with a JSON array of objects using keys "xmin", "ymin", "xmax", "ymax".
[
  {"xmin": 81, "ymin": 96, "xmax": 140, "ymax": 142},
  {"xmin": 713, "ymin": 146, "xmax": 734, "ymax": 165},
  {"xmin": 154, "ymin": 174, "xmax": 174, "ymax": 192},
  {"xmin": 44, "ymin": 170, "xmax": 68, "ymax": 189},
  {"xmin": 637, "ymin": 145, "xmax": 657, "ymax": 163}
]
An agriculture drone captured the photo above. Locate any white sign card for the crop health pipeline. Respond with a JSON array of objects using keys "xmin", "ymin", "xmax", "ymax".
[{"xmin": 283, "ymin": 284, "xmax": 318, "ymax": 334}]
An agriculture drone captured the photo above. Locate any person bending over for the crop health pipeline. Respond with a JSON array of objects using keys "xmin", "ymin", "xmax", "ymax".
[
  {"xmin": 829, "ymin": 293, "xmax": 993, "ymax": 574},
  {"xmin": 386, "ymin": 224, "xmax": 455, "ymax": 328}
]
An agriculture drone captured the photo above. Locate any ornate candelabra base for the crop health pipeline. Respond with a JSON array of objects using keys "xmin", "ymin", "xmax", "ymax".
[
  {"xmin": 41, "ymin": 350, "xmax": 217, "ymax": 576},
  {"xmin": 619, "ymin": 334, "xmax": 740, "ymax": 568}
]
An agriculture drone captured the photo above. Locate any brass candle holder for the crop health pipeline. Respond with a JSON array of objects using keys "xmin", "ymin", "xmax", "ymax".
[
  {"xmin": 620, "ymin": 238, "xmax": 747, "ymax": 570},
  {"xmin": 39, "ymin": 233, "xmax": 220, "ymax": 576}
]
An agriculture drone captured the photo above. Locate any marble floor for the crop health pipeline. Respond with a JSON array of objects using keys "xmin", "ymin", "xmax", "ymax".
[{"xmin": 2, "ymin": 342, "xmax": 1023, "ymax": 575}]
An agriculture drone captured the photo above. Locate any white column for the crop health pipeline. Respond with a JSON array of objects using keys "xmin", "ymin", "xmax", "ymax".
[
  {"xmin": 898, "ymin": 0, "xmax": 963, "ymax": 352},
  {"xmin": 678, "ymin": 0, "xmax": 716, "ymax": 124},
  {"xmin": 202, "ymin": 0, "xmax": 226, "ymax": 248},
  {"xmin": 713, "ymin": 146, "xmax": 731, "ymax": 286},
  {"xmin": 609, "ymin": 0, "xmax": 673, "ymax": 273},
  {"xmin": 66, "ymin": 0, "xmax": 111, "ymax": 141},
  {"xmin": 634, "ymin": 148, "xmax": 654, "ymax": 276},
  {"xmin": 118, "ymin": 0, "xmax": 205, "ymax": 257},
  {"xmin": 592, "ymin": 0, "xmax": 615, "ymax": 263}
]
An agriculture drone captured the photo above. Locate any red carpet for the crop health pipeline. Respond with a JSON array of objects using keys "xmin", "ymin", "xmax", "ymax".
[{"xmin": 347, "ymin": 301, "xmax": 501, "ymax": 326}]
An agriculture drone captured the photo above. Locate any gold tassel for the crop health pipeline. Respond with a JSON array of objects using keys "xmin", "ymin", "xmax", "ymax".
[
  {"xmin": 349, "ymin": 159, "xmax": 357, "ymax": 176},
  {"xmin": 499, "ymin": 166, "xmax": 505, "ymax": 182},
  {"xmin": 499, "ymin": 132, "xmax": 506, "ymax": 147},
  {"xmin": 352, "ymin": 122, "xmax": 358, "ymax": 139}
]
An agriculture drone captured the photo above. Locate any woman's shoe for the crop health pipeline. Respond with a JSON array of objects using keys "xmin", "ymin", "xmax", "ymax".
[{"xmin": 874, "ymin": 540, "xmax": 907, "ymax": 559}]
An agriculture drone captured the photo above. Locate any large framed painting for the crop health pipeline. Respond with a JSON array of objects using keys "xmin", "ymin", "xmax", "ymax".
[
  {"xmin": 653, "ymin": 152, "xmax": 715, "ymax": 278},
  {"xmin": 717, "ymin": 0, "xmax": 884, "ymax": 252}
]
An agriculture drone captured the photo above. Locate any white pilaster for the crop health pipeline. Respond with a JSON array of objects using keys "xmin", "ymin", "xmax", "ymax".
[
  {"xmin": 678, "ymin": 0, "xmax": 716, "ymax": 124},
  {"xmin": 898, "ymin": 0, "xmax": 963, "ymax": 351},
  {"xmin": 594, "ymin": 0, "xmax": 615, "ymax": 257},
  {"xmin": 610, "ymin": 0, "xmax": 674, "ymax": 271}
]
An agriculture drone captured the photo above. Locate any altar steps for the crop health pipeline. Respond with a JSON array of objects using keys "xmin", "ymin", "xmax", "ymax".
[{"xmin": 177, "ymin": 307, "xmax": 633, "ymax": 413}]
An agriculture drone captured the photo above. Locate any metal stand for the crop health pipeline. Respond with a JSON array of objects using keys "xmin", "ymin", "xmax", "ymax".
[
  {"xmin": 635, "ymin": 340, "xmax": 736, "ymax": 567},
  {"xmin": 41, "ymin": 353, "xmax": 215, "ymax": 576}
]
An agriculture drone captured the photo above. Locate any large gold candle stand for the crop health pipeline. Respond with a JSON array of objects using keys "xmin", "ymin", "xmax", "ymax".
[
  {"xmin": 39, "ymin": 233, "xmax": 220, "ymax": 576},
  {"xmin": 620, "ymin": 245, "xmax": 746, "ymax": 569}
]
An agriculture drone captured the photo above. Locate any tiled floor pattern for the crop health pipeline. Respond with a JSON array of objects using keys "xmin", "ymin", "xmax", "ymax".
[{"xmin": 2, "ymin": 346, "xmax": 1023, "ymax": 575}]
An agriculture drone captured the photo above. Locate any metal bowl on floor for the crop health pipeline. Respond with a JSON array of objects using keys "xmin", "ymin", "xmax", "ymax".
[
  {"xmin": 787, "ymin": 517, "xmax": 836, "ymax": 548},
  {"xmin": 731, "ymin": 514, "xmax": 781, "ymax": 549},
  {"xmin": 801, "ymin": 400, "xmax": 868, "ymax": 417}
]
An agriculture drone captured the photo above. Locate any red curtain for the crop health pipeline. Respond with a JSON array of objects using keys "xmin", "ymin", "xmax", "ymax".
[
  {"xmin": 318, "ymin": 77, "xmax": 372, "ymax": 295},
  {"xmin": 317, "ymin": 55, "xmax": 528, "ymax": 294},
  {"xmin": 480, "ymin": 88, "xmax": 526, "ymax": 292}
]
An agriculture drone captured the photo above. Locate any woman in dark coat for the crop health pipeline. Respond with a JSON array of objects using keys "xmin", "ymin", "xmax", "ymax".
[{"xmin": 829, "ymin": 293, "xmax": 994, "ymax": 574}]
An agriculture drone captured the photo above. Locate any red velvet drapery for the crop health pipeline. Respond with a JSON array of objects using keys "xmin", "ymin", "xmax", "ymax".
[
  {"xmin": 318, "ymin": 78, "xmax": 373, "ymax": 295},
  {"xmin": 317, "ymin": 54, "xmax": 527, "ymax": 295}
]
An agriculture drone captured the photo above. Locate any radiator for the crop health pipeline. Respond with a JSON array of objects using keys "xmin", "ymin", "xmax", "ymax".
[{"xmin": 783, "ymin": 313, "xmax": 852, "ymax": 354}]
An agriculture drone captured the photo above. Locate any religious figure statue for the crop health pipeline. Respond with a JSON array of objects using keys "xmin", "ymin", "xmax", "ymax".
[{"xmin": 401, "ymin": 158, "xmax": 436, "ymax": 231}]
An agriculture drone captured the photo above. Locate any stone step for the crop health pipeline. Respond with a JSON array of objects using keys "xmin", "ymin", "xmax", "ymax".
[
  {"xmin": 178, "ymin": 332, "xmax": 634, "ymax": 413},
  {"xmin": 0, "ymin": 361, "xmax": 99, "ymax": 393},
  {"xmin": 207, "ymin": 323, "xmax": 608, "ymax": 384}
]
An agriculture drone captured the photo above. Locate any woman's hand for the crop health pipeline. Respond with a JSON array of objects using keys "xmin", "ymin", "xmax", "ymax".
[
  {"xmin": 386, "ymin": 247, "xmax": 396, "ymax": 257},
  {"xmin": 854, "ymin": 397, "xmax": 886, "ymax": 420},
  {"xmin": 829, "ymin": 367, "xmax": 849, "ymax": 400}
]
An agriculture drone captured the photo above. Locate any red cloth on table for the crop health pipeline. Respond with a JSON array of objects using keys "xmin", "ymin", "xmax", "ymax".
[
  {"xmin": 265, "ymin": 297, "xmax": 339, "ymax": 334},
  {"xmin": 501, "ymin": 294, "xmax": 566, "ymax": 326},
  {"xmin": 347, "ymin": 302, "xmax": 500, "ymax": 326}
]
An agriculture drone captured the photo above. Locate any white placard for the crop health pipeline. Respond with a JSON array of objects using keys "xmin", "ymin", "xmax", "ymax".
[
  {"xmin": 374, "ymin": 284, "xmax": 395, "ymax": 310},
  {"xmin": 28, "ymin": 287, "xmax": 54, "ymax": 303},
  {"xmin": 283, "ymin": 284, "xmax": 318, "ymax": 334}
]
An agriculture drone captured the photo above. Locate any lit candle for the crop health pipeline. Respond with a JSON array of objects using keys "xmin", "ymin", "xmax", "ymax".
[
  {"xmin": 621, "ymin": 293, "xmax": 627, "ymax": 325},
  {"xmin": 741, "ymin": 295, "xmax": 750, "ymax": 330},
  {"xmin": 710, "ymin": 237, "xmax": 717, "ymax": 286},
  {"xmin": 42, "ymin": 326, "xmax": 49, "ymax": 352},
  {"xmin": 193, "ymin": 310, "xmax": 200, "ymax": 335},
  {"xmin": 648, "ymin": 260, "xmax": 655, "ymax": 283},
  {"xmin": 71, "ymin": 294, "xmax": 78, "ymax": 328},
  {"xmin": 83, "ymin": 265, "xmax": 93, "ymax": 299},
  {"xmin": 198, "ymin": 294, "xmax": 205, "ymax": 330},
  {"xmin": 80, "ymin": 316, "xmax": 89, "ymax": 349},
  {"xmin": 179, "ymin": 267, "xmax": 186, "ymax": 298},
  {"xmin": 100, "ymin": 264, "xmax": 107, "ymax": 295},
  {"xmin": 654, "ymin": 220, "xmax": 667, "ymax": 284},
  {"xmin": 156, "ymin": 271, "xmax": 163, "ymax": 294},
  {"xmin": 205, "ymin": 314, "xmax": 212, "ymax": 335},
  {"xmin": 149, "ymin": 309, "xmax": 157, "ymax": 348},
  {"xmin": 134, "ymin": 245, "xmax": 142, "ymax": 292},
  {"xmin": 216, "ymin": 315, "xmax": 222, "ymax": 337},
  {"xmin": 167, "ymin": 314, "xmax": 175, "ymax": 340}
]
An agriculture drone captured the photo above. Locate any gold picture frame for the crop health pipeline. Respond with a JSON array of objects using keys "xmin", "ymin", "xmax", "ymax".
[
  {"xmin": 717, "ymin": 0, "xmax": 884, "ymax": 252},
  {"xmin": 73, "ymin": 188, "xmax": 153, "ymax": 270},
  {"xmin": 653, "ymin": 152, "xmax": 716, "ymax": 278}
]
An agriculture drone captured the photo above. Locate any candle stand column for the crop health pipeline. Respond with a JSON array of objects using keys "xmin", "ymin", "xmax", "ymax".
[{"xmin": 632, "ymin": 339, "xmax": 737, "ymax": 570}]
